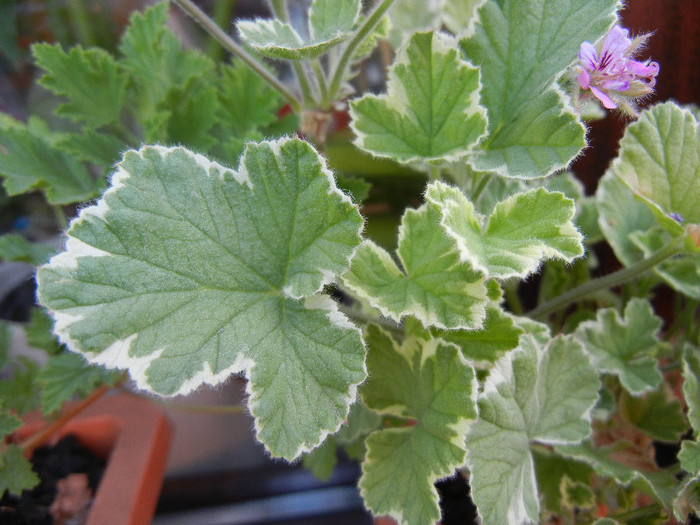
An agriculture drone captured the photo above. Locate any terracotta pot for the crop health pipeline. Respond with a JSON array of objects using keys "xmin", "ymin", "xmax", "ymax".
[{"xmin": 15, "ymin": 392, "xmax": 173, "ymax": 525}]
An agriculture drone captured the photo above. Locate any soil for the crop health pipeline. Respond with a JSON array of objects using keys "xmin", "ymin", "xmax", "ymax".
[{"xmin": 0, "ymin": 435, "xmax": 104, "ymax": 525}]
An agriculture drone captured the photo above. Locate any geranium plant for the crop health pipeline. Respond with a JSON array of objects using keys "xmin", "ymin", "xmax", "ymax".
[{"xmin": 1, "ymin": 0, "xmax": 699, "ymax": 523}]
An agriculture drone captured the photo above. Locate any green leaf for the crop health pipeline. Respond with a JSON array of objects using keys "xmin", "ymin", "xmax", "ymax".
[
  {"xmin": 302, "ymin": 437, "xmax": 337, "ymax": 481},
  {"xmin": 612, "ymin": 102, "xmax": 700, "ymax": 233},
  {"xmin": 0, "ymin": 234, "xmax": 54, "ymax": 264},
  {"xmin": 0, "ymin": 117, "xmax": 99, "ymax": 204},
  {"xmin": 533, "ymin": 448, "xmax": 594, "ymax": 514},
  {"xmin": 460, "ymin": 0, "xmax": 619, "ymax": 177},
  {"xmin": 32, "ymin": 43, "xmax": 127, "ymax": 128},
  {"xmin": 442, "ymin": 0, "xmax": 482, "ymax": 35},
  {"xmin": 0, "ymin": 359, "xmax": 41, "ymax": 416},
  {"xmin": 119, "ymin": 2, "xmax": 214, "ymax": 108},
  {"xmin": 37, "ymin": 139, "xmax": 365, "ymax": 460},
  {"xmin": 350, "ymin": 31, "xmax": 487, "ymax": 165},
  {"xmin": 597, "ymin": 173, "xmax": 700, "ymax": 298},
  {"xmin": 0, "ymin": 321, "xmax": 9, "ymax": 368},
  {"xmin": 343, "ymin": 203, "xmax": 488, "ymax": 330},
  {"xmin": 427, "ymin": 181, "xmax": 583, "ymax": 279},
  {"xmin": 556, "ymin": 440, "xmax": 678, "ymax": 508},
  {"xmin": 684, "ymin": 344, "xmax": 700, "ymax": 434},
  {"xmin": 619, "ymin": 386, "xmax": 687, "ymax": 443},
  {"xmin": 465, "ymin": 335, "xmax": 600, "ymax": 525},
  {"xmin": 574, "ymin": 299, "xmax": 664, "ymax": 396},
  {"xmin": 24, "ymin": 308, "xmax": 62, "ymax": 355},
  {"xmin": 386, "ymin": 0, "xmax": 441, "ymax": 47},
  {"xmin": 156, "ymin": 83, "xmax": 219, "ymax": 152},
  {"xmin": 55, "ymin": 130, "xmax": 127, "ymax": 167},
  {"xmin": 432, "ymin": 305, "xmax": 523, "ymax": 363},
  {"xmin": 0, "ymin": 410, "xmax": 22, "ymax": 437},
  {"xmin": 0, "ymin": 445, "xmax": 40, "ymax": 497},
  {"xmin": 38, "ymin": 353, "xmax": 118, "ymax": 415},
  {"xmin": 237, "ymin": 0, "xmax": 361, "ymax": 60},
  {"xmin": 680, "ymin": 440, "xmax": 700, "ymax": 475},
  {"xmin": 360, "ymin": 325, "xmax": 477, "ymax": 525},
  {"xmin": 561, "ymin": 476, "xmax": 595, "ymax": 510}
]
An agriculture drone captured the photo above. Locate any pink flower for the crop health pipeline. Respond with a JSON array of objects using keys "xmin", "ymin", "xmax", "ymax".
[{"xmin": 576, "ymin": 25, "xmax": 659, "ymax": 114}]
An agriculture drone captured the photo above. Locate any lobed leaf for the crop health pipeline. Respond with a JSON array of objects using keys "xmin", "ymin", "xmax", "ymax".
[
  {"xmin": 343, "ymin": 203, "xmax": 488, "ymax": 330},
  {"xmin": 37, "ymin": 139, "xmax": 365, "ymax": 460},
  {"xmin": 465, "ymin": 335, "xmax": 599, "ymax": 525},
  {"xmin": 32, "ymin": 43, "xmax": 127, "ymax": 129},
  {"xmin": 350, "ymin": 31, "xmax": 487, "ymax": 166},
  {"xmin": 360, "ymin": 325, "xmax": 477, "ymax": 525},
  {"xmin": 460, "ymin": 0, "xmax": 619, "ymax": 177},
  {"xmin": 0, "ymin": 445, "xmax": 40, "ymax": 497},
  {"xmin": 0, "ymin": 234, "xmax": 54, "ymax": 265},
  {"xmin": 238, "ymin": 0, "xmax": 360, "ymax": 60},
  {"xmin": 0, "ymin": 117, "xmax": 100, "ymax": 204},
  {"xmin": 427, "ymin": 181, "xmax": 583, "ymax": 279},
  {"xmin": 574, "ymin": 298, "xmax": 664, "ymax": 396},
  {"xmin": 612, "ymin": 102, "xmax": 700, "ymax": 235}
]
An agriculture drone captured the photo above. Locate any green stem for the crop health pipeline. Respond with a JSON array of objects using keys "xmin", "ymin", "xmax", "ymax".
[
  {"xmin": 160, "ymin": 401, "xmax": 246, "ymax": 414},
  {"xmin": 470, "ymin": 172, "xmax": 492, "ymax": 202},
  {"xmin": 528, "ymin": 238, "xmax": 685, "ymax": 319},
  {"xmin": 313, "ymin": 60, "xmax": 330, "ymax": 104},
  {"xmin": 327, "ymin": 0, "xmax": 396, "ymax": 101},
  {"xmin": 206, "ymin": 0, "xmax": 236, "ymax": 61},
  {"xmin": 172, "ymin": 0, "xmax": 301, "ymax": 113},
  {"xmin": 67, "ymin": 0, "xmax": 96, "ymax": 46},
  {"xmin": 608, "ymin": 504, "xmax": 662, "ymax": 522},
  {"xmin": 268, "ymin": 0, "xmax": 317, "ymax": 107},
  {"xmin": 504, "ymin": 280, "xmax": 524, "ymax": 315}
]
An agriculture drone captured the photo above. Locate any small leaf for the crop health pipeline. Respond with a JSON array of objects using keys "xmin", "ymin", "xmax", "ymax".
[
  {"xmin": 0, "ymin": 410, "xmax": 22, "ymax": 437},
  {"xmin": 37, "ymin": 139, "xmax": 365, "ymax": 460},
  {"xmin": 674, "ymin": 474, "xmax": 700, "ymax": 522},
  {"xmin": 0, "ymin": 445, "xmax": 40, "ymax": 497},
  {"xmin": 561, "ymin": 476, "xmax": 595, "ymax": 510},
  {"xmin": 612, "ymin": 102, "xmax": 700, "ymax": 234},
  {"xmin": 360, "ymin": 325, "xmax": 477, "ymax": 525},
  {"xmin": 32, "ymin": 43, "xmax": 127, "ymax": 128},
  {"xmin": 465, "ymin": 335, "xmax": 600, "ymax": 525},
  {"xmin": 619, "ymin": 386, "xmax": 687, "ymax": 443},
  {"xmin": 432, "ymin": 305, "xmax": 524, "ymax": 363},
  {"xmin": 574, "ymin": 298, "xmax": 664, "ymax": 396},
  {"xmin": 238, "ymin": 0, "xmax": 360, "ymax": 60},
  {"xmin": 0, "ymin": 234, "xmax": 54, "ymax": 264},
  {"xmin": 56, "ymin": 130, "xmax": 127, "ymax": 167},
  {"xmin": 24, "ymin": 307, "xmax": 62, "ymax": 354},
  {"xmin": 460, "ymin": 0, "xmax": 619, "ymax": 177},
  {"xmin": 302, "ymin": 438, "xmax": 337, "ymax": 481},
  {"xmin": 0, "ymin": 117, "xmax": 99, "ymax": 204},
  {"xmin": 38, "ymin": 353, "xmax": 118, "ymax": 415},
  {"xmin": 119, "ymin": 2, "xmax": 214, "ymax": 109},
  {"xmin": 427, "ymin": 181, "xmax": 583, "ymax": 279},
  {"xmin": 343, "ymin": 203, "xmax": 488, "ymax": 330},
  {"xmin": 680, "ymin": 440, "xmax": 700, "ymax": 475},
  {"xmin": 684, "ymin": 344, "xmax": 700, "ymax": 434},
  {"xmin": 350, "ymin": 31, "xmax": 487, "ymax": 165},
  {"xmin": 534, "ymin": 448, "xmax": 594, "ymax": 514},
  {"xmin": 0, "ymin": 359, "xmax": 41, "ymax": 416}
]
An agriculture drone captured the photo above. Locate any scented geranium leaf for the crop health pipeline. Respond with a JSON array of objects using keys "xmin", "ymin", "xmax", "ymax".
[
  {"xmin": 350, "ymin": 31, "xmax": 487, "ymax": 165},
  {"xmin": 360, "ymin": 325, "xmax": 477, "ymax": 525},
  {"xmin": 465, "ymin": 335, "xmax": 599, "ymax": 525},
  {"xmin": 38, "ymin": 353, "xmax": 119, "ymax": 414},
  {"xmin": 24, "ymin": 308, "xmax": 62, "ymax": 355},
  {"xmin": 442, "ymin": 0, "xmax": 482, "ymax": 35},
  {"xmin": 533, "ymin": 448, "xmax": 594, "ymax": 514},
  {"xmin": 238, "ymin": 0, "xmax": 360, "ymax": 60},
  {"xmin": 556, "ymin": 440, "xmax": 678, "ymax": 507},
  {"xmin": 619, "ymin": 386, "xmax": 687, "ymax": 443},
  {"xmin": 0, "ymin": 117, "xmax": 99, "ymax": 204},
  {"xmin": 680, "ymin": 441, "xmax": 700, "ymax": 474},
  {"xmin": 56, "ymin": 130, "xmax": 126, "ymax": 167},
  {"xmin": 0, "ymin": 410, "xmax": 22, "ymax": 437},
  {"xmin": 598, "ymin": 173, "xmax": 700, "ymax": 298},
  {"xmin": 684, "ymin": 345, "xmax": 700, "ymax": 434},
  {"xmin": 574, "ymin": 298, "xmax": 663, "ymax": 396},
  {"xmin": 433, "ymin": 305, "xmax": 523, "ymax": 362},
  {"xmin": 32, "ymin": 43, "xmax": 126, "ymax": 128},
  {"xmin": 427, "ymin": 181, "xmax": 583, "ymax": 279},
  {"xmin": 0, "ymin": 234, "xmax": 53, "ymax": 264},
  {"xmin": 612, "ymin": 102, "xmax": 700, "ymax": 235},
  {"xmin": 0, "ymin": 359, "xmax": 41, "ymax": 416},
  {"xmin": 36, "ymin": 139, "xmax": 365, "ymax": 460},
  {"xmin": 302, "ymin": 437, "xmax": 337, "ymax": 481},
  {"xmin": 119, "ymin": 2, "xmax": 214, "ymax": 108},
  {"xmin": 0, "ymin": 445, "xmax": 40, "ymax": 497},
  {"xmin": 343, "ymin": 203, "xmax": 487, "ymax": 330},
  {"xmin": 460, "ymin": 0, "xmax": 618, "ymax": 177}
]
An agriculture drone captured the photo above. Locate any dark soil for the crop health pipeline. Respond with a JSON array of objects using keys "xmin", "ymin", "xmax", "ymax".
[{"xmin": 0, "ymin": 435, "xmax": 104, "ymax": 525}]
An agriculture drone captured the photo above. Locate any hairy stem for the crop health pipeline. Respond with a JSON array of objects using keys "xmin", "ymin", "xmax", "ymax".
[
  {"xmin": 327, "ymin": 0, "xmax": 396, "ymax": 102},
  {"xmin": 172, "ymin": 0, "xmax": 301, "ymax": 113},
  {"xmin": 528, "ymin": 238, "xmax": 685, "ymax": 319}
]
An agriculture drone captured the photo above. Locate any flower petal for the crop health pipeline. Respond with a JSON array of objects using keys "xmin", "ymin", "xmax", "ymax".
[
  {"xmin": 602, "ymin": 25, "xmax": 632, "ymax": 58},
  {"xmin": 578, "ymin": 42, "xmax": 598, "ymax": 70},
  {"xmin": 577, "ymin": 69, "xmax": 591, "ymax": 90},
  {"xmin": 590, "ymin": 86, "xmax": 617, "ymax": 109}
]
